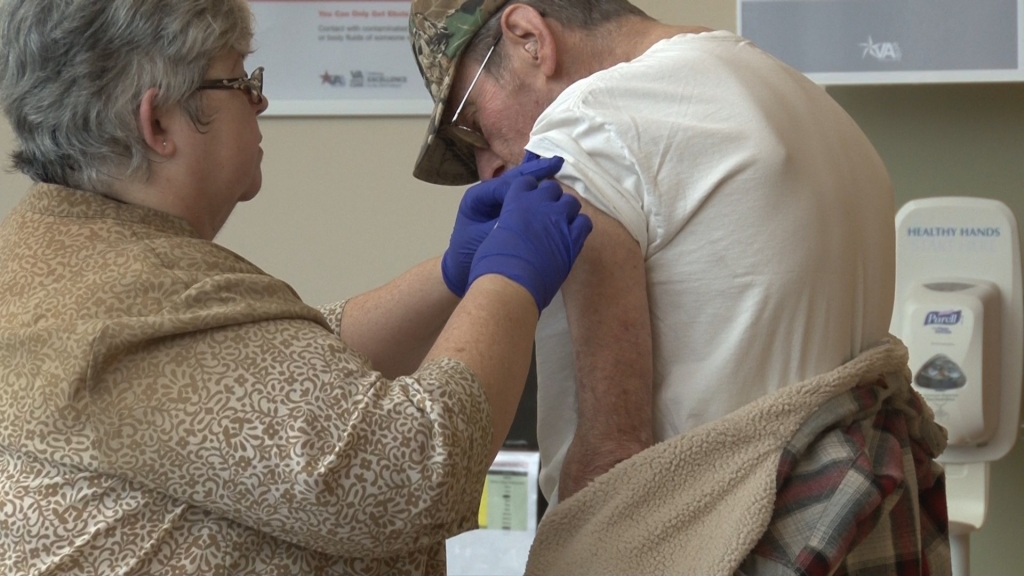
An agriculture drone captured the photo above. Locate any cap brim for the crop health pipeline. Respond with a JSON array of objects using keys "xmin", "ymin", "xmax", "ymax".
[{"xmin": 412, "ymin": 56, "xmax": 480, "ymax": 186}]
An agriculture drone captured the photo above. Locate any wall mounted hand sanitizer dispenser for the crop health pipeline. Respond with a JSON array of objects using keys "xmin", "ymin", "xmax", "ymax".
[
  {"xmin": 890, "ymin": 197, "xmax": 1023, "ymax": 576},
  {"xmin": 900, "ymin": 280, "xmax": 1001, "ymax": 447}
]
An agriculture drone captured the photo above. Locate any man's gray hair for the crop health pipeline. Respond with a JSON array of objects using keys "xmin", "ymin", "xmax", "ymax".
[
  {"xmin": 0, "ymin": 0, "xmax": 254, "ymax": 191},
  {"xmin": 465, "ymin": 0, "xmax": 650, "ymax": 75}
]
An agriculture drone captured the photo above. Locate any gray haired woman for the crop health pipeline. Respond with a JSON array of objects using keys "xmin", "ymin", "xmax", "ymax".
[{"xmin": 0, "ymin": 0, "xmax": 590, "ymax": 574}]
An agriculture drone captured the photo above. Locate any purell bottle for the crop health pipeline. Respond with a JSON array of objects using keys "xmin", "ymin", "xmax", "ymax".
[{"xmin": 900, "ymin": 281, "xmax": 1001, "ymax": 447}]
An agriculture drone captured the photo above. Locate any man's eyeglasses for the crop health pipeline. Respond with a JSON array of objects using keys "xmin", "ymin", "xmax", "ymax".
[
  {"xmin": 441, "ymin": 38, "xmax": 500, "ymax": 150},
  {"xmin": 196, "ymin": 67, "xmax": 265, "ymax": 105}
]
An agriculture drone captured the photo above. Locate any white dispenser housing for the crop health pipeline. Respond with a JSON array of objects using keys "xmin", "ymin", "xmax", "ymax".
[
  {"xmin": 890, "ymin": 197, "xmax": 1022, "ymax": 576},
  {"xmin": 900, "ymin": 280, "xmax": 1002, "ymax": 447}
]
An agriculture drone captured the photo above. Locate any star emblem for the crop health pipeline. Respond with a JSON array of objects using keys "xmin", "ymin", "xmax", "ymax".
[{"xmin": 859, "ymin": 36, "xmax": 880, "ymax": 59}]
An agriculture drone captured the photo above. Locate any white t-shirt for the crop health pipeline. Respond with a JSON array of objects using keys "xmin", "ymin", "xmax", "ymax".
[{"xmin": 525, "ymin": 31, "xmax": 896, "ymax": 504}]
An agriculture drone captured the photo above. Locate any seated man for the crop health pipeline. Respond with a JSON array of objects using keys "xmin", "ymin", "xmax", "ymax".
[{"xmin": 409, "ymin": 1, "xmax": 951, "ymax": 574}]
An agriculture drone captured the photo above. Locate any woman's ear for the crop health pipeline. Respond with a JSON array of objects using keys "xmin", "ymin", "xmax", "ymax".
[
  {"xmin": 501, "ymin": 4, "xmax": 557, "ymax": 78},
  {"xmin": 138, "ymin": 87, "xmax": 175, "ymax": 157}
]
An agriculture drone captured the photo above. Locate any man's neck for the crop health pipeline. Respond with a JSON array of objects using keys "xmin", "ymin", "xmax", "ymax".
[{"xmin": 562, "ymin": 18, "xmax": 713, "ymax": 80}]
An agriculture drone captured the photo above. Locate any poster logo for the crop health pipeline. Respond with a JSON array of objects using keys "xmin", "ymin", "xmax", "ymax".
[
  {"xmin": 345, "ymin": 70, "xmax": 407, "ymax": 88},
  {"xmin": 859, "ymin": 36, "xmax": 902, "ymax": 62},
  {"xmin": 321, "ymin": 70, "xmax": 346, "ymax": 87}
]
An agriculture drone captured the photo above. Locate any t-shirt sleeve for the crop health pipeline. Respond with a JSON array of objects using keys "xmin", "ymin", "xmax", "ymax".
[{"xmin": 526, "ymin": 93, "xmax": 650, "ymax": 256}]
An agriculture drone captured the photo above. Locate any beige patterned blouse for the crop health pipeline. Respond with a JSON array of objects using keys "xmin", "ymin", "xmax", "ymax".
[{"xmin": 0, "ymin": 185, "xmax": 493, "ymax": 575}]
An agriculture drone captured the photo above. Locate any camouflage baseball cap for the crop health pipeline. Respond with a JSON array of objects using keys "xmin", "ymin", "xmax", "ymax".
[{"xmin": 409, "ymin": 0, "xmax": 509, "ymax": 186}]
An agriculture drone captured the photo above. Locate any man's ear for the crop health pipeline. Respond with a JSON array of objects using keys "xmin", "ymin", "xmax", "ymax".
[
  {"xmin": 500, "ymin": 4, "xmax": 557, "ymax": 78},
  {"xmin": 138, "ymin": 87, "xmax": 175, "ymax": 157},
  {"xmin": 526, "ymin": 40, "xmax": 538, "ymax": 59}
]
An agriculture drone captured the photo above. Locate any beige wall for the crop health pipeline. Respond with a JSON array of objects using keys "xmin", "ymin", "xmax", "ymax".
[
  {"xmin": 829, "ymin": 81, "xmax": 1024, "ymax": 574},
  {"xmin": 0, "ymin": 0, "xmax": 1020, "ymax": 571}
]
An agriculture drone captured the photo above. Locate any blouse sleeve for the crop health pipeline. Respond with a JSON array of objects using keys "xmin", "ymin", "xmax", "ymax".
[
  {"xmin": 82, "ymin": 277, "xmax": 492, "ymax": 558},
  {"xmin": 316, "ymin": 299, "xmax": 347, "ymax": 336}
]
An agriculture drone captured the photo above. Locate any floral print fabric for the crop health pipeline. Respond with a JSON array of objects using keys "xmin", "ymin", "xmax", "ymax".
[{"xmin": 0, "ymin": 185, "xmax": 492, "ymax": 575}]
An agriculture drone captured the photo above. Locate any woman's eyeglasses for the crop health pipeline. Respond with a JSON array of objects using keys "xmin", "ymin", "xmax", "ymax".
[{"xmin": 196, "ymin": 67, "xmax": 264, "ymax": 105}]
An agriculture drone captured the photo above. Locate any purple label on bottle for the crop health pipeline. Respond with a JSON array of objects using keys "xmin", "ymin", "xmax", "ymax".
[{"xmin": 924, "ymin": 310, "xmax": 962, "ymax": 326}]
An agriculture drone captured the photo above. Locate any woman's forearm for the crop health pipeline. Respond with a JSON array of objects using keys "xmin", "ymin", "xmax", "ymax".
[
  {"xmin": 339, "ymin": 257, "xmax": 460, "ymax": 378},
  {"xmin": 424, "ymin": 274, "xmax": 539, "ymax": 460}
]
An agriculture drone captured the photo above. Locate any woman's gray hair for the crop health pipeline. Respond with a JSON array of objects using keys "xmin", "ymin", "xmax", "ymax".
[
  {"xmin": 465, "ymin": 0, "xmax": 650, "ymax": 77},
  {"xmin": 0, "ymin": 0, "xmax": 254, "ymax": 191}
]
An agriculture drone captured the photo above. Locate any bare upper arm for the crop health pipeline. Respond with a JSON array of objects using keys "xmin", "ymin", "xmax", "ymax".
[{"xmin": 557, "ymin": 183, "xmax": 654, "ymax": 442}]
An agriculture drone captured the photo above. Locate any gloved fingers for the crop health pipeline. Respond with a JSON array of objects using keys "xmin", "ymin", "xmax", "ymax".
[
  {"xmin": 551, "ymin": 192, "xmax": 583, "ymax": 221},
  {"xmin": 506, "ymin": 153, "xmax": 563, "ymax": 181},
  {"xmin": 522, "ymin": 150, "xmax": 541, "ymax": 163},
  {"xmin": 465, "ymin": 188, "xmax": 592, "ymax": 312},
  {"xmin": 463, "ymin": 178, "xmax": 512, "ymax": 221},
  {"xmin": 440, "ymin": 253, "xmax": 467, "ymax": 297},
  {"xmin": 461, "ymin": 155, "xmax": 562, "ymax": 221},
  {"xmin": 511, "ymin": 178, "xmax": 562, "ymax": 204},
  {"xmin": 504, "ymin": 175, "xmax": 542, "ymax": 200},
  {"xmin": 513, "ymin": 175, "xmax": 542, "ymax": 190},
  {"xmin": 568, "ymin": 213, "xmax": 594, "ymax": 256}
]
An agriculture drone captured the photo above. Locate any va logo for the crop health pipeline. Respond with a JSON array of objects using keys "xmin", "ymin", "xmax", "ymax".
[
  {"xmin": 321, "ymin": 71, "xmax": 345, "ymax": 87},
  {"xmin": 859, "ymin": 36, "xmax": 902, "ymax": 62}
]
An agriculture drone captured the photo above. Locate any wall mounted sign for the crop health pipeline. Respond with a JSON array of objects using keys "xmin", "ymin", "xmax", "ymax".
[
  {"xmin": 738, "ymin": 0, "xmax": 1024, "ymax": 84},
  {"xmin": 249, "ymin": 0, "xmax": 433, "ymax": 116}
]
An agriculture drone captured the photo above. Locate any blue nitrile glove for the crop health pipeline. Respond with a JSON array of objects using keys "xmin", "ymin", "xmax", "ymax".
[
  {"xmin": 466, "ymin": 176, "xmax": 593, "ymax": 312},
  {"xmin": 441, "ymin": 153, "xmax": 565, "ymax": 297}
]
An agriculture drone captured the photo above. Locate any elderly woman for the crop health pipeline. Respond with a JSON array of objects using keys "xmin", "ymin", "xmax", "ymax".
[{"xmin": 0, "ymin": 0, "xmax": 590, "ymax": 574}]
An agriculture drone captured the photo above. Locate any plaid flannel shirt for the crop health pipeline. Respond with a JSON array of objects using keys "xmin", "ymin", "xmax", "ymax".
[{"xmin": 738, "ymin": 378, "xmax": 951, "ymax": 576}]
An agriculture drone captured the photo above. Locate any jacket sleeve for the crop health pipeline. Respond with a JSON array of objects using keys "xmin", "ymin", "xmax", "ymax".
[{"xmin": 83, "ymin": 282, "xmax": 492, "ymax": 558}]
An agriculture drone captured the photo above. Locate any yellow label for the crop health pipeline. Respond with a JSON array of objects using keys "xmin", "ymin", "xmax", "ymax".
[{"xmin": 477, "ymin": 476, "xmax": 489, "ymax": 528}]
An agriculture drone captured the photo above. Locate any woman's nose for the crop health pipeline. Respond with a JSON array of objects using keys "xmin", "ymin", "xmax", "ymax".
[{"xmin": 255, "ymin": 94, "xmax": 269, "ymax": 116}]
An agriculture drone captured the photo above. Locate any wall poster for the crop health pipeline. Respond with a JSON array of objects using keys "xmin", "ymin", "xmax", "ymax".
[
  {"xmin": 248, "ymin": 0, "xmax": 433, "ymax": 116},
  {"xmin": 738, "ymin": 0, "xmax": 1024, "ymax": 84}
]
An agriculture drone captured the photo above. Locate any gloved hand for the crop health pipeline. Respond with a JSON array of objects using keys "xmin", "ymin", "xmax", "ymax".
[
  {"xmin": 467, "ymin": 176, "xmax": 592, "ymax": 312},
  {"xmin": 441, "ymin": 153, "xmax": 565, "ymax": 297}
]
